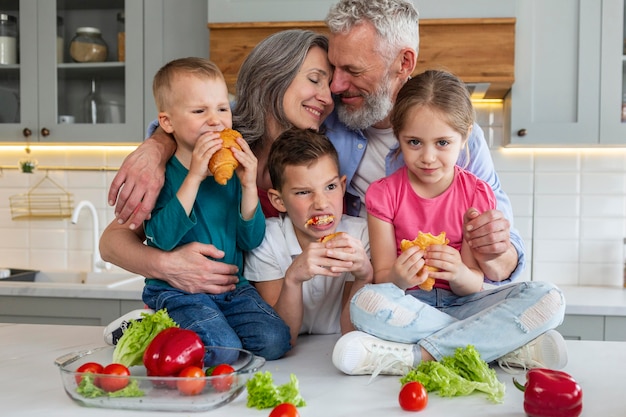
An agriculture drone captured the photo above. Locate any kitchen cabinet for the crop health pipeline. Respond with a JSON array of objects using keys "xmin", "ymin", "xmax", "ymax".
[
  {"xmin": 557, "ymin": 313, "xmax": 626, "ymax": 341},
  {"xmin": 0, "ymin": 0, "xmax": 208, "ymax": 144},
  {"xmin": 506, "ymin": 0, "xmax": 626, "ymax": 146},
  {"xmin": 207, "ymin": 0, "xmax": 516, "ymax": 22},
  {"xmin": 0, "ymin": 0, "xmax": 143, "ymax": 143},
  {"xmin": 0, "ymin": 295, "xmax": 144, "ymax": 325}
]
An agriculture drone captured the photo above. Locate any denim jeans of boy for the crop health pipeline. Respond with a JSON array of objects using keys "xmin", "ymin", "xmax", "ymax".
[
  {"xmin": 350, "ymin": 281, "xmax": 565, "ymax": 363},
  {"xmin": 143, "ymin": 283, "xmax": 291, "ymax": 364}
]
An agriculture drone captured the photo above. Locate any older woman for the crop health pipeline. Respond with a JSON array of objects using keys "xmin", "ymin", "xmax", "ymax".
[{"xmin": 100, "ymin": 30, "xmax": 333, "ymax": 294}]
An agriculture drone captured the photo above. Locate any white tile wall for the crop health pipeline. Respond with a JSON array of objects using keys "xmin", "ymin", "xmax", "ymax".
[
  {"xmin": 0, "ymin": 147, "xmax": 129, "ymax": 273},
  {"xmin": 1, "ymin": 104, "xmax": 625, "ymax": 288}
]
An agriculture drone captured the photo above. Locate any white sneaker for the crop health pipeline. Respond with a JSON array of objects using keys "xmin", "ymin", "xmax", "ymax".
[
  {"xmin": 498, "ymin": 329, "xmax": 568, "ymax": 373},
  {"xmin": 332, "ymin": 331, "xmax": 415, "ymax": 378},
  {"xmin": 103, "ymin": 308, "xmax": 155, "ymax": 345}
]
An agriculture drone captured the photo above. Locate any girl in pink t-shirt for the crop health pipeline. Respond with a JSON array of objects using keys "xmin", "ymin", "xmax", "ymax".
[
  {"xmin": 332, "ymin": 70, "xmax": 566, "ymax": 379},
  {"xmin": 366, "ymin": 70, "xmax": 495, "ymax": 295}
]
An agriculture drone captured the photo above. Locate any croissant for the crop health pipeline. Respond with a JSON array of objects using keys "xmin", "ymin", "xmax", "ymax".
[
  {"xmin": 209, "ymin": 128, "xmax": 242, "ymax": 185},
  {"xmin": 400, "ymin": 231, "xmax": 449, "ymax": 291}
]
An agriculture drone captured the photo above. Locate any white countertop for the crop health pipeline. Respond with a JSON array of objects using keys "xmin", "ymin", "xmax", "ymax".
[
  {"xmin": 0, "ymin": 274, "xmax": 143, "ymax": 300},
  {"xmin": 560, "ymin": 285, "xmax": 626, "ymax": 316},
  {"xmin": 1, "ymin": 277, "xmax": 625, "ymax": 316},
  {"xmin": 1, "ymin": 323, "xmax": 624, "ymax": 416}
]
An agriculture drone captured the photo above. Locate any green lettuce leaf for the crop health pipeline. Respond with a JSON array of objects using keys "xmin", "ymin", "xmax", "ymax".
[
  {"xmin": 76, "ymin": 375, "xmax": 144, "ymax": 398},
  {"xmin": 108, "ymin": 379, "xmax": 144, "ymax": 397},
  {"xmin": 400, "ymin": 345, "xmax": 505, "ymax": 403},
  {"xmin": 246, "ymin": 371, "xmax": 306, "ymax": 409},
  {"xmin": 112, "ymin": 308, "xmax": 178, "ymax": 367},
  {"xmin": 76, "ymin": 375, "xmax": 106, "ymax": 398}
]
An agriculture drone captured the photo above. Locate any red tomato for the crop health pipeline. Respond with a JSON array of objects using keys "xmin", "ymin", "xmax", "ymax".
[
  {"xmin": 269, "ymin": 403, "xmax": 300, "ymax": 417},
  {"xmin": 98, "ymin": 363, "xmax": 131, "ymax": 392},
  {"xmin": 398, "ymin": 381, "xmax": 428, "ymax": 412},
  {"xmin": 208, "ymin": 363, "xmax": 235, "ymax": 392},
  {"xmin": 176, "ymin": 366, "xmax": 206, "ymax": 396},
  {"xmin": 75, "ymin": 362, "xmax": 104, "ymax": 385}
]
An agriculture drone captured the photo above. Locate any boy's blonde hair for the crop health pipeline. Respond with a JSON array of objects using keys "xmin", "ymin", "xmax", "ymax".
[{"xmin": 152, "ymin": 57, "xmax": 225, "ymax": 111}]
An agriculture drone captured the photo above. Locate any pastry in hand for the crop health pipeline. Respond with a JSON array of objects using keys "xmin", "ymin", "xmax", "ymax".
[
  {"xmin": 319, "ymin": 232, "xmax": 344, "ymax": 243},
  {"xmin": 400, "ymin": 231, "xmax": 449, "ymax": 291},
  {"xmin": 209, "ymin": 128, "xmax": 242, "ymax": 185}
]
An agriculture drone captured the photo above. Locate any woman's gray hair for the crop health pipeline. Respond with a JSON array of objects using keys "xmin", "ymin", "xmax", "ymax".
[
  {"xmin": 232, "ymin": 30, "xmax": 329, "ymax": 152},
  {"xmin": 325, "ymin": 0, "xmax": 419, "ymax": 64}
]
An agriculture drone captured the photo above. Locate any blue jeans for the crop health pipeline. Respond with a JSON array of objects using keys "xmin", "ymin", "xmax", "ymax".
[
  {"xmin": 350, "ymin": 281, "xmax": 565, "ymax": 363},
  {"xmin": 143, "ymin": 283, "xmax": 291, "ymax": 364}
]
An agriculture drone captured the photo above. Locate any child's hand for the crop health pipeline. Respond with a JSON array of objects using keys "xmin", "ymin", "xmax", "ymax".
[
  {"xmin": 321, "ymin": 233, "xmax": 373, "ymax": 283},
  {"xmin": 422, "ymin": 244, "xmax": 466, "ymax": 283},
  {"xmin": 231, "ymin": 137, "xmax": 257, "ymax": 189},
  {"xmin": 390, "ymin": 245, "xmax": 428, "ymax": 290},
  {"xmin": 285, "ymin": 242, "xmax": 344, "ymax": 284},
  {"xmin": 188, "ymin": 132, "xmax": 223, "ymax": 180}
]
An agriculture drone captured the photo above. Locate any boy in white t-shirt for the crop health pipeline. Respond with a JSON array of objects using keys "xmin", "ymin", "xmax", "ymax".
[{"xmin": 245, "ymin": 128, "xmax": 374, "ymax": 346}]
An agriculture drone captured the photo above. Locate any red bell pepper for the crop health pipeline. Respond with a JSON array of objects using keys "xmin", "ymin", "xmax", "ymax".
[
  {"xmin": 513, "ymin": 368, "xmax": 583, "ymax": 417},
  {"xmin": 143, "ymin": 327, "xmax": 205, "ymax": 378}
]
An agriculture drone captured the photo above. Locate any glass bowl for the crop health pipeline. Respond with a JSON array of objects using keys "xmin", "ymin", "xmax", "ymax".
[{"xmin": 55, "ymin": 345, "xmax": 265, "ymax": 412}]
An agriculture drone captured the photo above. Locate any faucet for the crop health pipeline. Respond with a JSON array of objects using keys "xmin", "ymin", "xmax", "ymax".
[{"xmin": 71, "ymin": 200, "xmax": 111, "ymax": 273}]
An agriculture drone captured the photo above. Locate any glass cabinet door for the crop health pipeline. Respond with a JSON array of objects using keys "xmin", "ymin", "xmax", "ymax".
[
  {"xmin": 600, "ymin": 0, "xmax": 626, "ymax": 143},
  {"xmin": 0, "ymin": 0, "xmax": 143, "ymax": 143}
]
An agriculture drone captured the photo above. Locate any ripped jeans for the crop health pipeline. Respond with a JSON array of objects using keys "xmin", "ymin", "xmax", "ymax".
[{"xmin": 350, "ymin": 281, "xmax": 565, "ymax": 363}]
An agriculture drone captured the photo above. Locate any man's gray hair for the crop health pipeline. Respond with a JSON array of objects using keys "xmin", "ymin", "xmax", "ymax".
[{"xmin": 325, "ymin": 0, "xmax": 419, "ymax": 63}]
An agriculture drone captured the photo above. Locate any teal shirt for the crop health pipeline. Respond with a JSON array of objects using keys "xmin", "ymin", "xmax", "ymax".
[{"xmin": 144, "ymin": 156, "xmax": 265, "ymax": 287}]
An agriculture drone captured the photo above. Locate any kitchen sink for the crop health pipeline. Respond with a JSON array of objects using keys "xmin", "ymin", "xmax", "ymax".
[{"xmin": 34, "ymin": 271, "xmax": 144, "ymax": 288}]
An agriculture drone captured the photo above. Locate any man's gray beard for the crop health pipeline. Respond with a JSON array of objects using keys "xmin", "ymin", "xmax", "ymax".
[{"xmin": 336, "ymin": 77, "xmax": 395, "ymax": 130}]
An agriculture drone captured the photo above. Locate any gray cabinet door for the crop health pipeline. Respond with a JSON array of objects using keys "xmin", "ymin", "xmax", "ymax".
[
  {"xmin": 507, "ymin": 0, "xmax": 602, "ymax": 145},
  {"xmin": 557, "ymin": 314, "xmax": 605, "ymax": 340},
  {"xmin": 0, "ymin": 0, "xmax": 144, "ymax": 143},
  {"xmin": 605, "ymin": 316, "xmax": 626, "ymax": 341},
  {"xmin": 599, "ymin": 0, "xmax": 626, "ymax": 144}
]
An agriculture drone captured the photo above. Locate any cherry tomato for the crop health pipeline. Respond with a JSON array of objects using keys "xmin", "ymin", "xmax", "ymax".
[
  {"xmin": 398, "ymin": 381, "xmax": 428, "ymax": 412},
  {"xmin": 207, "ymin": 363, "xmax": 235, "ymax": 392},
  {"xmin": 176, "ymin": 366, "xmax": 206, "ymax": 396},
  {"xmin": 98, "ymin": 363, "xmax": 131, "ymax": 392},
  {"xmin": 269, "ymin": 402, "xmax": 300, "ymax": 417},
  {"xmin": 75, "ymin": 362, "xmax": 104, "ymax": 385}
]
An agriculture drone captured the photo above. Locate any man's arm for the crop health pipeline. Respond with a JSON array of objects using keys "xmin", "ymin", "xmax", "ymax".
[
  {"xmin": 107, "ymin": 124, "xmax": 176, "ymax": 229},
  {"xmin": 460, "ymin": 123, "xmax": 526, "ymax": 282},
  {"xmin": 100, "ymin": 220, "xmax": 239, "ymax": 294}
]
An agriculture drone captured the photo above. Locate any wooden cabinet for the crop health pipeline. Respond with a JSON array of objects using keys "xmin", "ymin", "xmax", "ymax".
[
  {"xmin": 0, "ymin": 0, "xmax": 208, "ymax": 144},
  {"xmin": 506, "ymin": 0, "xmax": 626, "ymax": 146},
  {"xmin": 209, "ymin": 19, "xmax": 515, "ymax": 99}
]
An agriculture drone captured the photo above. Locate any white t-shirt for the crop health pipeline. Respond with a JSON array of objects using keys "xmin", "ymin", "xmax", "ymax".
[
  {"xmin": 351, "ymin": 126, "xmax": 397, "ymax": 217},
  {"xmin": 244, "ymin": 214, "xmax": 369, "ymax": 335}
]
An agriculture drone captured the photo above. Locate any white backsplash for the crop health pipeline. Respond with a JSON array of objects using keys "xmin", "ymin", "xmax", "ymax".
[{"xmin": 1, "ymin": 105, "xmax": 625, "ymax": 288}]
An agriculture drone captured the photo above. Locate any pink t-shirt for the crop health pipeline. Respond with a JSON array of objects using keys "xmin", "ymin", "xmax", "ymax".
[{"xmin": 366, "ymin": 165, "xmax": 496, "ymax": 290}]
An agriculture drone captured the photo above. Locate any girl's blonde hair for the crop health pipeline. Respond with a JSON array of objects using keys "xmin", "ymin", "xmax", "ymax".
[{"xmin": 390, "ymin": 70, "xmax": 474, "ymax": 165}]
